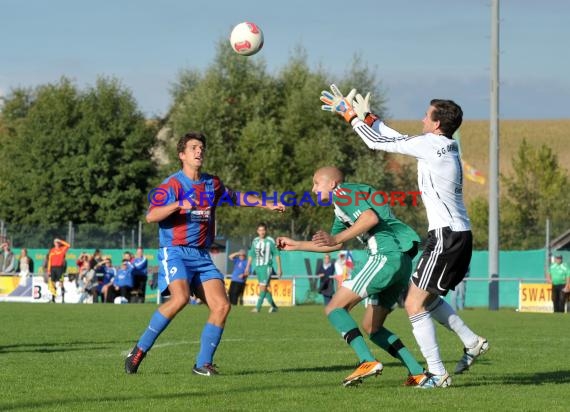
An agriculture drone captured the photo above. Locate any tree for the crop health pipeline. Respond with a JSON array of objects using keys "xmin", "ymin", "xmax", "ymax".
[
  {"xmin": 0, "ymin": 77, "xmax": 159, "ymax": 246},
  {"xmin": 468, "ymin": 196, "xmax": 489, "ymax": 250},
  {"xmin": 500, "ymin": 139, "xmax": 570, "ymax": 249},
  {"xmin": 467, "ymin": 139, "xmax": 570, "ymax": 250}
]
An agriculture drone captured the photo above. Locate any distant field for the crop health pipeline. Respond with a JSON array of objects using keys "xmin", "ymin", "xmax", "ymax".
[
  {"xmin": 388, "ymin": 119, "xmax": 570, "ymax": 204},
  {"xmin": 1, "ymin": 303, "xmax": 569, "ymax": 411}
]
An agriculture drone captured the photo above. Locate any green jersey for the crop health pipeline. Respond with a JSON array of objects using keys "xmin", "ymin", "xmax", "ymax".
[
  {"xmin": 330, "ymin": 183, "xmax": 420, "ymax": 255},
  {"xmin": 248, "ymin": 236, "xmax": 280, "ymax": 267},
  {"xmin": 549, "ymin": 262, "xmax": 570, "ymax": 285}
]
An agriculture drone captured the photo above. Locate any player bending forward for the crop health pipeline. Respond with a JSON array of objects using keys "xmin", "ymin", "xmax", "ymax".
[{"xmin": 278, "ymin": 166, "xmax": 428, "ymax": 387}]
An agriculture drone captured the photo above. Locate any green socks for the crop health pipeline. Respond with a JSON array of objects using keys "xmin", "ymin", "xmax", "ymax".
[
  {"xmin": 369, "ymin": 327, "xmax": 424, "ymax": 375},
  {"xmin": 265, "ymin": 291, "xmax": 276, "ymax": 307},
  {"xmin": 328, "ymin": 308, "xmax": 375, "ymax": 363},
  {"xmin": 256, "ymin": 290, "xmax": 266, "ymax": 311}
]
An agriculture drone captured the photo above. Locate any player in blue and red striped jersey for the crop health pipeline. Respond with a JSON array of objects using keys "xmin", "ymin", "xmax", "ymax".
[{"xmin": 125, "ymin": 131, "xmax": 285, "ymax": 376}]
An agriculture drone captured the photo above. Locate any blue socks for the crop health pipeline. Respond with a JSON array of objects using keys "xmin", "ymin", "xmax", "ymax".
[
  {"xmin": 137, "ymin": 310, "xmax": 171, "ymax": 352},
  {"xmin": 196, "ymin": 323, "xmax": 224, "ymax": 368},
  {"xmin": 136, "ymin": 312, "xmax": 224, "ymax": 368}
]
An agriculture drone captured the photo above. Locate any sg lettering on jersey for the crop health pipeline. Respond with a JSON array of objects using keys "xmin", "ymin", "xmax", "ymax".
[{"xmin": 436, "ymin": 143, "xmax": 458, "ymax": 157}]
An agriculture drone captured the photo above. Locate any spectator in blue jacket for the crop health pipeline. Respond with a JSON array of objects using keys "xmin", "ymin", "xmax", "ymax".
[
  {"xmin": 100, "ymin": 258, "xmax": 117, "ymax": 303},
  {"xmin": 228, "ymin": 249, "xmax": 248, "ymax": 305},
  {"xmin": 111, "ymin": 259, "xmax": 134, "ymax": 302},
  {"xmin": 131, "ymin": 247, "xmax": 148, "ymax": 302}
]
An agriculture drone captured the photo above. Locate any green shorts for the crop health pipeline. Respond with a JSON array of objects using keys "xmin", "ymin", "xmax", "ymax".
[
  {"xmin": 342, "ymin": 251, "xmax": 411, "ymax": 309},
  {"xmin": 254, "ymin": 265, "xmax": 273, "ymax": 285}
]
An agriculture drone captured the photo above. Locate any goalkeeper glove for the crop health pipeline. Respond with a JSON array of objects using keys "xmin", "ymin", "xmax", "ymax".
[
  {"xmin": 320, "ymin": 84, "xmax": 358, "ymax": 123},
  {"xmin": 353, "ymin": 92, "xmax": 380, "ymax": 127}
]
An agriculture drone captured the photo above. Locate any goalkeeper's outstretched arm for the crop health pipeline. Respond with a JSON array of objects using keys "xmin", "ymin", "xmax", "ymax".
[
  {"xmin": 319, "ymin": 84, "xmax": 425, "ymax": 159},
  {"xmin": 350, "ymin": 117, "xmax": 422, "ymax": 155}
]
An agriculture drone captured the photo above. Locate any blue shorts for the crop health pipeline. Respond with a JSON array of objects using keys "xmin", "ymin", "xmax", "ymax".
[{"xmin": 157, "ymin": 246, "xmax": 224, "ymax": 295}]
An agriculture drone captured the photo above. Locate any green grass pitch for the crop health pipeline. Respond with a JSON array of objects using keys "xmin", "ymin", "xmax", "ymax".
[{"xmin": 1, "ymin": 303, "xmax": 569, "ymax": 411}]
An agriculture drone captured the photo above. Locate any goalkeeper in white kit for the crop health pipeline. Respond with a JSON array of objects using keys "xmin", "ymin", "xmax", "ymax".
[{"xmin": 320, "ymin": 85, "xmax": 488, "ymax": 388}]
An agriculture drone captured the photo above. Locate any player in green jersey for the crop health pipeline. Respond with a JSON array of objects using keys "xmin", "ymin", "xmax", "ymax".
[
  {"xmin": 245, "ymin": 222, "xmax": 282, "ymax": 313},
  {"xmin": 547, "ymin": 254, "xmax": 570, "ymax": 312},
  {"xmin": 278, "ymin": 166, "xmax": 427, "ymax": 387}
]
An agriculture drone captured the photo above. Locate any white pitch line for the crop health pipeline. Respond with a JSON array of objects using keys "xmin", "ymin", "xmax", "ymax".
[
  {"xmin": 119, "ymin": 336, "xmax": 338, "ymax": 356},
  {"xmin": 120, "ymin": 338, "xmax": 245, "ymax": 356}
]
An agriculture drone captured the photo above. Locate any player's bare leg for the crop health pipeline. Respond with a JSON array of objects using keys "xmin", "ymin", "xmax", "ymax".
[
  {"xmin": 159, "ymin": 279, "xmax": 191, "ymax": 318},
  {"xmin": 194, "ymin": 278, "xmax": 231, "ymax": 328}
]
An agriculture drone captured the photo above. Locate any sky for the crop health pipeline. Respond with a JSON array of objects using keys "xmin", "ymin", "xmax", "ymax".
[{"xmin": 1, "ymin": 0, "xmax": 569, "ymax": 120}]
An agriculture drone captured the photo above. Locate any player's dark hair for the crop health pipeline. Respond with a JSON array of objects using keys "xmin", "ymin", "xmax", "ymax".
[
  {"xmin": 257, "ymin": 222, "xmax": 267, "ymax": 230},
  {"xmin": 177, "ymin": 132, "xmax": 206, "ymax": 167},
  {"xmin": 177, "ymin": 132, "xmax": 206, "ymax": 154},
  {"xmin": 430, "ymin": 99, "xmax": 463, "ymax": 137}
]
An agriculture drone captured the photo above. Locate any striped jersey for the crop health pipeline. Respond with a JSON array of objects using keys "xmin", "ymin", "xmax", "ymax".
[
  {"xmin": 248, "ymin": 236, "xmax": 280, "ymax": 267},
  {"xmin": 352, "ymin": 119, "xmax": 471, "ymax": 232},
  {"xmin": 149, "ymin": 170, "xmax": 235, "ymax": 248},
  {"xmin": 331, "ymin": 183, "xmax": 420, "ymax": 255}
]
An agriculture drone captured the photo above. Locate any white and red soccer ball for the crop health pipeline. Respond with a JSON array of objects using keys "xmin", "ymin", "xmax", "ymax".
[{"xmin": 230, "ymin": 22, "xmax": 264, "ymax": 56}]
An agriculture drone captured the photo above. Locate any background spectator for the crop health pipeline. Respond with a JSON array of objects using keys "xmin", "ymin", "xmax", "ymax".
[
  {"xmin": 76, "ymin": 252, "xmax": 90, "ymax": 271},
  {"xmin": 16, "ymin": 247, "xmax": 34, "ymax": 286},
  {"xmin": 131, "ymin": 247, "xmax": 148, "ymax": 303},
  {"xmin": 316, "ymin": 253, "xmax": 335, "ymax": 305},
  {"xmin": 90, "ymin": 249, "xmax": 104, "ymax": 270},
  {"xmin": 546, "ymin": 254, "xmax": 570, "ymax": 313},
  {"xmin": 110, "ymin": 259, "xmax": 134, "ymax": 303},
  {"xmin": 450, "ymin": 266, "xmax": 469, "ymax": 311},
  {"xmin": 90, "ymin": 249, "xmax": 106, "ymax": 290},
  {"xmin": 73, "ymin": 252, "xmax": 91, "ymax": 283},
  {"xmin": 100, "ymin": 257, "xmax": 116, "ymax": 303},
  {"xmin": 123, "ymin": 251, "xmax": 133, "ymax": 262},
  {"xmin": 333, "ymin": 251, "xmax": 348, "ymax": 291},
  {"xmin": 228, "ymin": 249, "xmax": 248, "ymax": 305},
  {"xmin": 0, "ymin": 242, "xmax": 16, "ymax": 274},
  {"xmin": 78, "ymin": 260, "xmax": 98, "ymax": 304}
]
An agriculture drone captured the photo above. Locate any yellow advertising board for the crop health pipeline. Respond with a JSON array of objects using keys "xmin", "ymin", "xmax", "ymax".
[
  {"xmin": 0, "ymin": 275, "xmax": 20, "ymax": 297},
  {"xmin": 224, "ymin": 278, "xmax": 294, "ymax": 307},
  {"xmin": 518, "ymin": 283, "xmax": 553, "ymax": 313}
]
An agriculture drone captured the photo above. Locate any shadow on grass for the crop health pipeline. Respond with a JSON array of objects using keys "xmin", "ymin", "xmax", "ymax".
[
  {"xmin": 232, "ymin": 361, "xmax": 403, "ymax": 375},
  {"xmin": 0, "ymin": 382, "xmax": 335, "ymax": 411},
  {"xmin": 458, "ymin": 370, "xmax": 570, "ymax": 386},
  {"xmin": 0, "ymin": 340, "xmax": 131, "ymax": 354},
  {"xmin": 0, "ymin": 392, "xmax": 200, "ymax": 411}
]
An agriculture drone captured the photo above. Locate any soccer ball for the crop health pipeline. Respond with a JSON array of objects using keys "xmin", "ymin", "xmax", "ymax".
[
  {"xmin": 230, "ymin": 22, "xmax": 264, "ymax": 56},
  {"xmin": 114, "ymin": 296, "xmax": 128, "ymax": 304}
]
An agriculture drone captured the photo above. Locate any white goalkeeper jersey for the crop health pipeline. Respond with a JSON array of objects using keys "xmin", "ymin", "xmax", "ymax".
[{"xmin": 351, "ymin": 118, "xmax": 471, "ymax": 232}]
